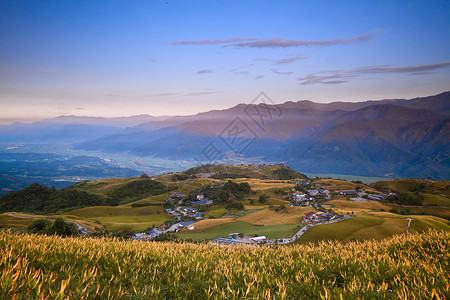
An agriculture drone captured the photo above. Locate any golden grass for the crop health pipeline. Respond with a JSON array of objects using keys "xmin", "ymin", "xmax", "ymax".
[
  {"xmin": 316, "ymin": 178, "xmax": 380, "ymax": 193},
  {"xmin": 326, "ymin": 199, "xmax": 392, "ymax": 212},
  {"xmin": 1, "ymin": 230, "xmax": 449, "ymax": 299},
  {"xmin": 234, "ymin": 178, "xmax": 294, "ymax": 190},
  {"xmin": 1, "ymin": 212, "xmax": 102, "ymax": 232},
  {"xmin": 238, "ymin": 207, "xmax": 310, "ymax": 225},
  {"xmin": 178, "ymin": 218, "xmax": 236, "ymax": 233}
]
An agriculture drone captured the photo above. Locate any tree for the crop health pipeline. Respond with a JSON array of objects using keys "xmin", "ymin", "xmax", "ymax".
[
  {"xmin": 27, "ymin": 218, "xmax": 51, "ymax": 234},
  {"xmin": 259, "ymin": 195, "xmax": 268, "ymax": 203}
]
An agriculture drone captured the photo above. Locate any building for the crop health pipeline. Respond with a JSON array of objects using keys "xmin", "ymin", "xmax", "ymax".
[
  {"xmin": 250, "ymin": 236, "xmax": 267, "ymax": 243},
  {"xmin": 179, "ymin": 221, "xmax": 196, "ymax": 228}
]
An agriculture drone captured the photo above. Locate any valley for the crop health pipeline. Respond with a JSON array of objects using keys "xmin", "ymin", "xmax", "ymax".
[{"xmin": 1, "ymin": 164, "xmax": 449, "ymax": 244}]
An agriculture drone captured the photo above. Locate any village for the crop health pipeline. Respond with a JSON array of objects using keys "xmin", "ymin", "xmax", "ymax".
[{"xmin": 133, "ymin": 179, "xmax": 393, "ymax": 244}]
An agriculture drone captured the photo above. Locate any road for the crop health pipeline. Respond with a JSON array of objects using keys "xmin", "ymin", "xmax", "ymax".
[{"xmin": 7, "ymin": 213, "xmax": 91, "ymax": 235}]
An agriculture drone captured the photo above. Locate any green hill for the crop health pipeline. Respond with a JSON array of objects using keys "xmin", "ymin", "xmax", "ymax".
[{"xmin": 184, "ymin": 164, "xmax": 308, "ymax": 180}]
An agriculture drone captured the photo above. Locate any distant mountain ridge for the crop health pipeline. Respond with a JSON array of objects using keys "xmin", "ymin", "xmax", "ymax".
[{"xmin": 1, "ymin": 91, "xmax": 449, "ymax": 179}]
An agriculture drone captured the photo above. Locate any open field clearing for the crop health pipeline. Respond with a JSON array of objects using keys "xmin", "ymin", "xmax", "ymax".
[
  {"xmin": 65, "ymin": 206, "xmax": 170, "ymax": 231},
  {"xmin": 315, "ymin": 178, "xmax": 380, "ymax": 193},
  {"xmin": 326, "ymin": 199, "xmax": 392, "ymax": 212},
  {"xmin": 91, "ymin": 215, "xmax": 170, "ymax": 231},
  {"xmin": 176, "ymin": 221, "xmax": 299, "ymax": 241},
  {"xmin": 297, "ymin": 214, "xmax": 450, "ymax": 244},
  {"xmin": 0, "ymin": 212, "xmax": 101, "ymax": 232},
  {"xmin": 238, "ymin": 207, "xmax": 310, "ymax": 225},
  {"xmin": 0, "ymin": 230, "xmax": 448, "ymax": 299},
  {"xmin": 423, "ymin": 193, "xmax": 450, "ymax": 207},
  {"xmin": 178, "ymin": 218, "xmax": 236, "ymax": 233},
  {"xmin": 297, "ymin": 216, "xmax": 384, "ymax": 243},
  {"xmin": 234, "ymin": 178, "xmax": 294, "ymax": 190}
]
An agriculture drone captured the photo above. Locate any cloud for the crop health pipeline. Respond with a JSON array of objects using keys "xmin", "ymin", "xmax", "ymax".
[
  {"xmin": 196, "ymin": 69, "xmax": 213, "ymax": 74},
  {"xmin": 271, "ymin": 69, "xmax": 293, "ymax": 75},
  {"xmin": 351, "ymin": 63, "xmax": 450, "ymax": 74},
  {"xmin": 297, "ymin": 62, "xmax": 450, "ymax": 85},
  {"xmin": 151, "ymin": 92, "xmax": 179, "ymax": 97},
  {"xmin": 172, "ymin": 32, "xmax": 380, "ymax": 49},
  {"xmin": 254, "ymin": 75, "xmax": 264, "ymax": 80},
  {"xmin": 171, "ymin": 38, "xmax": 257, "ymax": 46},
  {"xmin": 186, "ymin": 91, "xmax": 220, "ymax": 96},
  {"xmin": 275, "ymin": 55, "xmax": 305, "ymax": 65}
]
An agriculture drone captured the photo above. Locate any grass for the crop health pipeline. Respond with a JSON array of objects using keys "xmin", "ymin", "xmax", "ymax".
[
  {"xmin": 234, "ymin": 178, "xmax": 294, "ymax": 190},
  {"xmin": 0, "ymin": 230, "xmax": 448, "ymax": 299},
  {"xmin": 176, "ymin": 221, "xmax": 300, "ymax": 241},
  {"xmin": 206, "ymin": 205, "xmax": 229, "ymax": 218},
  {"xmin": 92, "ymin": 215, "xmax": 170, "ymax": 231},
  {"xmin": 297, "ymin": 216, "xmax": 384, "ymax": 244},
  {"xmin": 238, "ymin": 207, "xmax": 310, "ymax": 225},
  {"xmin": 178, "ymin": 218, "xmax": 236, "ymax": 233},
  {"xmin": 64, "ymin": 206, "xmax": 171, "ymax": 231},
  {"xmin": 326, "ymin": 199, "xmax": 392, "ymax": 212},
  {"xmin": 423, "ymin": 193, "xmax": 450, "ymax": 207},
  {"xmin": 297, "ymin": 214, "xmax": 450, "ymax": 244}
]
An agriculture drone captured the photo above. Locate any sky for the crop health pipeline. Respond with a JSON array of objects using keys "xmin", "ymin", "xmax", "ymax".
[{"xmin": 0, "ymin": 0, "xmax": 449, "ymax": 124}]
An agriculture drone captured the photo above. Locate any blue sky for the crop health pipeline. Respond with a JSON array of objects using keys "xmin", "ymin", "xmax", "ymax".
[{"xmin": 0, "ymin": 0, "xmax": 449, "ymax": 123}]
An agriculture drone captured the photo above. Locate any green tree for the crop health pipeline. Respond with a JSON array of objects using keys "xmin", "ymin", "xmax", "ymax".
[
  {"xmin": 27, "ymin": 218, "xmax": 51, "ymax": 234},
  {"xmin": 259, "ymin": 195, "xmax": 268, "ymax": 203}
]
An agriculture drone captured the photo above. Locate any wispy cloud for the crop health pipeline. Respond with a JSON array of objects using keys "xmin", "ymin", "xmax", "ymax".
[
  {"xmin": 107, "ymin": 90, "xmax": 129, "ymax": 98},
  {"xmin": 254, "ymin": 75, "xmax": 264, "ymax": 80},
  {"xmin": 186, "ymin": 91, "xmax": 220, "ymax": 96},
  {"xmin": 171, "ymin": 38, "xmax": 258, "ymax": 46},
  {"xmin": 275, "ymin": 54, "xmax": 305, "ymax": 65},
  {"xmin": 196, "ymin": 69, "xmax": 213, "ymax": 74},
  {"xmin": 271, "ymin": 69, "xmax": 293, "ymax": 75},
  {"xmin": 172, "ymin": 32, "xmax": 379, "ymax": 49},
  {"xmin": 298, "ymin": 62, "xmax": 450, "ymax": 85},
  {"xmin": 151, "ymin": 92, "xmax": 179, "ymax": 97}
]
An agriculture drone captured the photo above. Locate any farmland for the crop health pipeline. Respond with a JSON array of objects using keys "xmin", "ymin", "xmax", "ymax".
[{"xmin": 0, "ymin": 229, "xmax": 448, "ymax": 299}]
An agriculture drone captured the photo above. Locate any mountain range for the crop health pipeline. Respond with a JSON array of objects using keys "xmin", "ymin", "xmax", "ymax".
[{"xmin": 1, "ymin": 92, "xmax": 449, "ymax": 179}]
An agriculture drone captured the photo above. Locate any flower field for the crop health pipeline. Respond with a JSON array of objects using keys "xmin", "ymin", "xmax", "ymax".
[{"xmin": 0, "ymin": 230, "xmax": 448, "ymax": 299}]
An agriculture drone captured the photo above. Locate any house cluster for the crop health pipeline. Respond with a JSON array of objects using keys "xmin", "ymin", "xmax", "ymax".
[
  {"xmin": 303, "ymin": 211, "xmax": 337, "ymax": 223},
  {"xmin": 291, "ymin": 180, "xmax": 310, "ymax": 186},
  {"xmin": 306, "ymin": 188, "xmax": 331, "ymax": 196}
]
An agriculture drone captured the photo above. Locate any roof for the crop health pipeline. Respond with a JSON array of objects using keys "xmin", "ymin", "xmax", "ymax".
[
  {"xmin": 251, "ymin": 236, "xmax": 267, "ymax": 241},
  {"xmin": 180, "ymin": 221, "xmax": 195, "ymax": 227}
]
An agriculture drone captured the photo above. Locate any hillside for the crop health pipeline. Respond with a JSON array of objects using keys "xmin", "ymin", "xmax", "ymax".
[
  {"xmin": 0, "ymin": 230, "xmax": 448, "ymax": 299},
  {"xmin": 1, "ymin": 164, "xmax": 449, "ymax": 244},
  {"xmin": 184, "ymin": 164, "xmax": 308, "ymax": 180}
]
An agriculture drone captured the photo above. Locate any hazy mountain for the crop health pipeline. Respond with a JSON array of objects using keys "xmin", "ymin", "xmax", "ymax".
[{"xmin": 4, "ymin": 92, "xmax": 450, "ymax": 179}]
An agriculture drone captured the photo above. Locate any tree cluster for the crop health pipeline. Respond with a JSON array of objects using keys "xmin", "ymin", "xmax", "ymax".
[
  {"xmin": 27, "ymin": 218, "xmax": 79, "ymax": 237},
  {"xmin": 0, "ymin": 183, "xmax": 103, "ymax": 214}
]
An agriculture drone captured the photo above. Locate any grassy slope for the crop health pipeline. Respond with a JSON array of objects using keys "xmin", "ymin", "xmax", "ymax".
[
  {"xmin": 176, "ymin": 221, "xmax": 299, "ymax": 241},
  {"xmin": 64, "ymin": 206, "xmax": 171, "ymax": 231},
  {"xmin": 1, "ymin": 230, "xmax": 448, "ymax": 299},
  {"xmin": 0, "ymin": 212, "xmax": 102, "ymax": 232}
]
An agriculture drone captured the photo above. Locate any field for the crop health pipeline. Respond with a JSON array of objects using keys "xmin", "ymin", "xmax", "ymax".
[
  {"xmin": 64, "ymin": 206, "xmax": 171, "ymax": 231},
  {"xmin": 0, "ymin": 230, "xmax": 448, "ymax": 299},
  {"xmin": 297, "ymin": 213, "xmax": 450, "ymax": 244},
  {"xmin": 0, "ymin": 212, "xmax": 102, "ymax": 232},
  {"xmin": 177, "ymin": 221, "xmax": 300, "ymax": 241}
]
